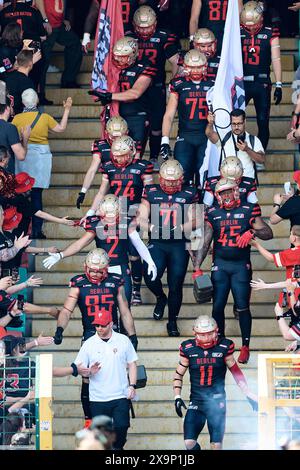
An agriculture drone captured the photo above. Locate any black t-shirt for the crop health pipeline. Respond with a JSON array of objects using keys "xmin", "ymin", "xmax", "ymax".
[
  {"xmin": 0, "ymin": 119, "xmax": 20, "ymax": 159},
  {"xmin": 4, "ymin": 357, "xmax": 35, "ymax": 398},
  {"xmin": 277, "ymin": 195, "xmax": 300, "ymax": 228},
  {"xmin": 3, "ymin": 70, "xmax": 34, "ymax": 115},
  {"xmin": 0, "ymin": 3, "xmax": 45, "ymax": 41},
  {"xmin": 0, "ymin": 43, "xmax": 21, "ymax": 73}
]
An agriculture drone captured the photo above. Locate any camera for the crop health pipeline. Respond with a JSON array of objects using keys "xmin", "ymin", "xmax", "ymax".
[{"xmin": 17, "ymin": 295, "xmax": 24, "ymax": 311}]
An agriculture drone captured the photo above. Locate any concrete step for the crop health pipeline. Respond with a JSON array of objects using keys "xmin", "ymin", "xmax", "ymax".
[
  {"xmin": 50, "ymin": 52, "xmax": 295, "ymax": 72},
  {"xmin": 41, "ymin": 185, "xmax": 295, "ymax": 206},
  {"xmin": 33, "ymin": 333, "xmax": 286, "ymax": 349},
  {"xmin": 50, "ymin": 170, "xmax": 295, "ymax": 187},
  {"xmin": 44, "ymin": 103, "xmax": 295, "ymax": 120},
  {"xmin": 49, "ymin": 350, "xmax": 279, "ymax": 369},
  {"xmin": 45, "ymin": 138, "xmax": 298, "ymax": 153},
  {"xmin": 52, "ymin": 432, "xmax": 257, "ymax": 450},
  {"xmin": 30, "ymin": 249, "xmax": 290, "ymax": 270},
  {"xmin": 51, "ymin": 153, "xmax": 295, "ymax": 174},
  {"xmin": 45, "ymin": 86, "xmax": 293, "ymax": 107},
  {"xmin": 31, "ymin": 285, "xmax": 281, "ymax": 305}
]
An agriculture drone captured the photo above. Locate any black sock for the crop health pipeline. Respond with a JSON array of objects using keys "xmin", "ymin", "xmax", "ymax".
[
  {"xmin": 131, "ymin": 258, "xmax": 143, "ymax": 293},
  {"xmin": 238, "ymin": 309, "xmax": 252, "ymax": 347},
  {"xmin": 81, "ymin": 381, "xmax": 91, "ymax": 419}
]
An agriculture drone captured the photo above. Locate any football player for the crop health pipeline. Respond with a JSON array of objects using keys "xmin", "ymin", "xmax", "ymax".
[
  {"xmin": 89, "ymin": 37, "xmax": 156, "ymax": 154},
  {"xmin": 84, "ymin": 136, "xmax": 153, "ymax": 305},
  {"xmin": 189, "ymin": 0, "xmax": 244, "ymax": 55},
  {"xmin": 161, "ymin": 49, "xmax": 213, "ymax": 192},
  {"xmin": 51, "ymin": 248, "xmax": 137, "ymax": 427},
  {"xmin": 173, "ymin": 315, "xmax": 257, "ymax": 450},
  {"xmin": 76, "ymin": 116, "xmax": 129, "ymax": 210},
  {"xmin": 203, "ymin": 156, "xmax": 258, "ymax": 207},
  {"xmin": 43, "ymin": 194, "xmax": 157, "ymax": 308},
  {"xmin": 138, "ymin": 160, "xmax": 199, "ymax": 337},
  {"xmin": 240, "ymin": 1, "xmax": 282, "ymax": 151},
  {"xmin": 131, "ymin": 5, "xmax": 180, "ymax": 169},
  {"xmin": 194, "ymin": 178, "xmax": 273, "ymax": 363},
  {"xmin": 192, "ymin": 28, "xmax": 219, "ymax": 81}
]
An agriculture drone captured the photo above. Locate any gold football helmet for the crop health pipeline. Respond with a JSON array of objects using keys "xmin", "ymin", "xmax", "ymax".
[
  {"xmin": 105, "ymin": 116, "xmax": 128, "ymax": 144},
  {"xmin": 240, "ymin": 1, "xmax": 264, "ymax": 35},
  {"xmin": 193, "ymin": 28, "xmax": 217, "ymax": 58},
  {"xmin": 112, "ymin": 37, "xmax": 138, "ymax": 69},
  {"xmin": 85, "ymin": 248, "xmax": 110, "ymax": 283},
  {"xmin": 110, "ymin": 135, "xmax": 136, "ymax": 168},
  {"xmin": 159, "ymin": 159, "xmax": 184, "ymax": 194},
  {"xmin": 215, "ymin": 177, "xmax": 240, "ymax": 210},
  {"xmin": 133, "ymin": 6, "xmax": 157, "ymax": 40},
  {"xmin": 183, "ymin": 49, "xmax": 207, "ymax": 81},
  {"xmin": 193, "ymin": 315, "xmax": 218, "ymax": 349},
  {"xmin": 220, "ymin": 156, "xmax": 243, "ymax": 183}
]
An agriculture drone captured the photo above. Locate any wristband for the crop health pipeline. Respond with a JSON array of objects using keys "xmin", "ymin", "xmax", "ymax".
[
  {"xmin": 71, "ymin": 363, "xmax": 78, "ymax": 377},
  {"xmin": 174, "ymin": 394, "xmax": 181, "ymax": 400},
  {"xmin": 34, "ymin": 339, "xmax": 38, "ymax": 347},
  {"xmin": 8, "ymin": 312, "xmax": 15, "ymax": 319},
  {"xmin": 293, "ymin": 131, "xmax": 297, "ymax": 139},
  {"xmin": 161, "ymin": 136, "xmax": 170, "ymax": 145},
  {"xmin": 189, "ymin": 35, "xmax": 194, "ymax": 41},
  {"xmin": 275, "ymin": 81, "xmax": 282, "ymax": 87},
  {"xmin": 273, "ymin": 203, "xmax": 280, "ymax": 208},
  {"xmin": 276, "ymin": 316, "xmax": 283, "ymax": 321},
  {"xmin": 80, "ymin": 187, "xmax": 87, "ymax": 194},
  {"xmin": 129, "ymin": 384, "xmax": 137, "ymax": 389},
  {"xmin": 86, "ymin": 209, "xmax": 95, "ymax": 217},
  {"xmin": 43, "ymin": 17, "xmax": 49, "ymax": 23}
]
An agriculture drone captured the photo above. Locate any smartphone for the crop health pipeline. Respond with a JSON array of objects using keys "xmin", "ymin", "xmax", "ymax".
[
  {"xmin": 238, "ymin": 133, "xmax": 246, "ymax": 143},
  {"xmin": 23, "ymin": 39, "xmax": 41, "ymax": 53},
  {"xmin": 11, "ymin": 267, "xmax": 19, "ymax": 283},
  {"xmin": 17, "ymin": 294, "xmax": 24, "ymax": 310},
  {"xmin": 2, "ymin": 268, "xmax": 10, "ymax": 278},
  {"xmin": 284, "ymin": 182, "xmax": 291, "ymax": 195}
]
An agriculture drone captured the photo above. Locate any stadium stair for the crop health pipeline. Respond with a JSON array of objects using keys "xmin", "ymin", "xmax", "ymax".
[{"xmin": 29, "ymin": 38, "xmax": 298, "ymax": 450}]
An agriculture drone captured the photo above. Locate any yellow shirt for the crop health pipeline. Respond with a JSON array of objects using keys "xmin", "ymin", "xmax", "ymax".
[{"xmin": 12, "ymin": 112, "xmax": 58, "ymax": 145}]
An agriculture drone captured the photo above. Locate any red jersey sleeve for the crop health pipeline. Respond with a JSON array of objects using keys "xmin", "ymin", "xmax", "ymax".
[
  {"xmin": 249, "ymin": 203, "xmax": 261, "ymax": 226},
  {"xmin": 273, "ymin": 247, "xmax": 300, "ymax": 268}
]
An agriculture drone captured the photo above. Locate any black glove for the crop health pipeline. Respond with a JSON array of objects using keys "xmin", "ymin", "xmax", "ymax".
[
  {"xmin": 246, "ymin": 395, "xmax": 258, "ymax": 412},
  {"xmin": 129, "ymin": 334, "xmax": 138, "ymax": 352},
  {"xmin": 274, "ymin": 86, "xmax": 282, "ymax": 105},
  {"xmin": 160, "ymin": 143, "xmax": 172, "ymax": 160},
  {"xmin": 88, "ymin": 89, "xmax": 112, "ymax": 105},
  {"xmin": 76, "ymin": 192, "xmax": 85, "ymax": 209},
  {"xmin": 54, "ymin": 326, "xmax": 64, "ymax": 345},
  {"xmin": 175, "ymin": 397, "xmax": 187, "ymax": 417}
]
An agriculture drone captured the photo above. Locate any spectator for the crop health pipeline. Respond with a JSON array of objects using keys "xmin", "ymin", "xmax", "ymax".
[
  {"xmin": 0, "ymin": 412, "xmax": 24, "ymax": 445},
  {"xmin": 0, "ymin": 22, "xmax": 23, "ymax": 73},
  {"xmin": 0, "ymin": 146, "xmax": 17, "ymax": 204},
  {"xmin": 89, "ymin": 415, "xmax": 116, "ymax": 450},
  {"xmin": 10, "ymin": 431, "xmax": 32, "ymax": 446},
  {"xmin": 270, "ymin": 171, "xmax": 300, "ymax": 228},
  {"xmin": 73, "ymin": 310, "xmax": 138, "ymax": 450},
  {"xmin": 206, "ymin": 109, "xmax": 265, "ymax": 180},
  {"xmin": 12, "ymin": 89, "xmax": 73, "ymax": 238},
  {"xmin": 2, "ymin": 49, "xmax": 35, "ymax": 115},
  {"xmin": 0, "ymin": 0, "xmax": 47, "ymax": 103},
  {"xmin": 35, "ymin": 0, "xmax": 82, "ymax": 89},
  {"xmin": 0, "ymin": 94, "xmax": 30, "ymax": 174}
]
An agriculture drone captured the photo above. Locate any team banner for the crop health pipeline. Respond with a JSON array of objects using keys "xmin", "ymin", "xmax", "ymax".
[
  {"xmin": 91, "ymin": 0, "xmax": 124, "ymax": 116},
  {"xmin": 200, "ymin": 0, "xmax": 245, "ymax": 183}
]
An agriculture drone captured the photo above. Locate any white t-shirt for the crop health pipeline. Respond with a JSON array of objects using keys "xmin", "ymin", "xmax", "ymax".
[
  {"xmin": 216, "ymin": 131, "xmax": 264, "ymax": 179},
  {"xmin": 75, "ymin": 331, "xmax": 138, "ymax": 402}
]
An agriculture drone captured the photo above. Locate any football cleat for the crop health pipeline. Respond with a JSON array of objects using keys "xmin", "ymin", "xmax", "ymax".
[{"xmin": 238, "ymin": 345, "xmax": 250, "ymax": 364}]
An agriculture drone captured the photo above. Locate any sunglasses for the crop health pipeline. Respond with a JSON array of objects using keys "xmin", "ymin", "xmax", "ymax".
[{"xmin": 95, "ymin": 322, "xmax": 111, "ymax": 328}]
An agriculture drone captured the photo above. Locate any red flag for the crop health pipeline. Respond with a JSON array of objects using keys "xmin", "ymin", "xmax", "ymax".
[{"xmin": 91, "ymin": 0, "xmax": 124, "ymax": 126}]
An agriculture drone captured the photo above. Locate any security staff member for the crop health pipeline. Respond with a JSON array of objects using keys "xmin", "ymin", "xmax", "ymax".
[{"xmin": 240, "ymin": 1, "xmax": 282, "ymax": 151}]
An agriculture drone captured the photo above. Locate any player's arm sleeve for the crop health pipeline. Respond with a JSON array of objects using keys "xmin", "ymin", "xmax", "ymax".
[{"xmin": 249, "ymin": 203, "xmax": 262, "ymax": 226}]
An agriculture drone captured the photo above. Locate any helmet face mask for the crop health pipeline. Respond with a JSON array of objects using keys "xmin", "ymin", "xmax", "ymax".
[
  {"xmin": 112, "ymin": 37, "xmax": 138, "ymax": 69},
  {"xmin": 240, "ymin": 1, "xmax": 263, "ymax": 35},
  {"xmin": 159, "ymin": 160, "xmax": 184, "ymax": 194},
  {"xmin": 183, "ymin": 50, "xmax": 207, "ymax": 81},
  {"xmin": 215, "ymin": 178, "xmax": 240, "ymax": 210},
  {"xmin": 193, "ymin": 315, "xmax": 218, "ymax": 349},
  {"xmin": 84, "ymin": 249, "xmax": 110, "ymax": 284},
  {"xmin": 193, "ymin": 28, "xmax": 217, "ymax": 58},
  {"xmin": 133, "ymin": 6, "xmax": 157, "ymax": 40},
  {"xmin": 110, "ymin": 136, "xmax": 136, "ymax": 169},
  {"xmin": 105, "ymin": 116, "xmax": 128, "ymax": 144}
]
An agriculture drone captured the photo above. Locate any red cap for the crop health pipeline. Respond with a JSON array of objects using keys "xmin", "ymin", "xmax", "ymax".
[
  {"xmin": 293, "ymin": 170, "xmax": 300, "ymax": 185},
  {"xmin": 3, "ymin": 206, "xmax": 22, "ymax": 231},
  {"xmin": 92, "ymin": 310, "xmax": 113, "ymax": 325},
  {"xmin": 14, "ymin": 172, "xmax": 35, "ymax": 193}
]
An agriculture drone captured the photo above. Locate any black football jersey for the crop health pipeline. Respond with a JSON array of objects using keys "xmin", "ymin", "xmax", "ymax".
[
  {"xmin": 83, "ymin": 215, "xmax": 130, "ymax": 266},
  {"xmin": 142, "ymin": 184, "xmax": 198, "ymax": 243},
  {"xmin": 92, "ymin": 139, "xmax": 111, "ymax": 173},
  {"xmin": 241, "ymin": 26, "xmax": 278, "ymax": 78},
  {"xmin": 169, "ymin": 76, "xmax": 213, "ymax": 136},
  {"xmin": 130, "ymin": 29, "xmax": 180, "ymax": 84},
  {"xmin": 205, "ymin": 203, "xmax": 261, "ymax": 262},
  {"xmin": 198, "ymin": 0, "xmax": 229, "ymax": 36},
  {"xmin": 180, "ymin": 337, "xmax": 234, "ymax": 400},
  {"xmin": 101, "ymin": 158, "xmax": 153, "ymax": 206},
  {"xmin": 4, "ymin": 357, "xmax": 35, "ymax": 398},
  {"xmin": 121, "ymin": 0, "xmax": 139, "ymax": 33},
  {"xmin": 119, "ymin": 62, "xmax": 156, "ymax": 117},
  {"xmin": 70, "ymin": 273, "xmax": 123, "ymax": 334},
  {"xmin": 204, "ymin": 176, "xmax": 257, "ymax": 206}
]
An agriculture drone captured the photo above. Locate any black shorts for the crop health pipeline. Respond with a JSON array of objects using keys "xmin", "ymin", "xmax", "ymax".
[{"xmin": 184, "ymin": 395, "xmax": 226, "ymax": 443}]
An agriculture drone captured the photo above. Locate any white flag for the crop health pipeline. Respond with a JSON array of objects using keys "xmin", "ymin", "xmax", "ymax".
[{"xmin": 200, "ymin": 0, "xmax": 245, "ymax": 183}]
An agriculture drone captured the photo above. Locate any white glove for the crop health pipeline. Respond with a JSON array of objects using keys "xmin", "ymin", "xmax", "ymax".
[
  {"xmin": 81, "ymin": 33, "xmax": 90, "ymax": 53},
  {"xmin": 43, "ymin": 252, "xmax": 63, "ymax": 270},
  {"xmin": 147, "ymin": 261, "xmax": 157, "ymax": 281}
]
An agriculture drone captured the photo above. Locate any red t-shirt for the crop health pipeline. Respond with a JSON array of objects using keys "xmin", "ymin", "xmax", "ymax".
[
  {"xmin": 273, "ymin": 246, "xmax": 300, "ymax": 306},
  {"xmin": 45, "ymin": 0, "xmax": 64, "ymax": 28}
]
